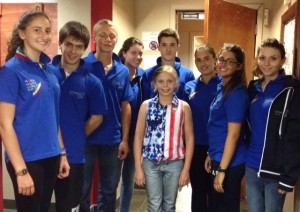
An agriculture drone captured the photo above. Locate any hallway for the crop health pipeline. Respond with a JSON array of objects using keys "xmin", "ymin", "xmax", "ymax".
[{"xmin": 116, "ymin": 184, "xmax": 248, "ymax": 212}]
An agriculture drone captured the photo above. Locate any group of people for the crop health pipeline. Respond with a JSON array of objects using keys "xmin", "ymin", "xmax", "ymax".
[{"xmin": 0, "ymin": 10, "xmax": 300, "ymax": 212}]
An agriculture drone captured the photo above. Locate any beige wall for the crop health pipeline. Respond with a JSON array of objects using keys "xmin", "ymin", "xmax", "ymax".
[
  {"xmin": 134, "ymin": 0, "xmax": 203, "ymax": 69},
  {"xmin": 113, "ymin": 0, "xmax": 135, "ymax": 54},
  {"xmin": 57, "ymin": 0, "xmax": 91, "ymax": 56},
  {"xmin": 262, "ymin": 0, "xmax": 296, "ymax": 40}
]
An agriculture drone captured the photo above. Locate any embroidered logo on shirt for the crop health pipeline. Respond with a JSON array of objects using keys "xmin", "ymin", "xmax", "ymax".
[
  {"xmin": 25, "ymin": 79, "xmax": 42, "ymax": 96},
  {"xmin": 69, "ymin": 91, "xmax": 86, "ymax": 99}
]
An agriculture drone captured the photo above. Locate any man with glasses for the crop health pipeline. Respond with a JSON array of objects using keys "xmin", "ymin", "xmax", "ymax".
[
  {"xmin": 50, "ymin": 21, "xmax": 108, "ymax": 212},
  {"xmin": 80, "ymin": 19, "xmax": 133, "ymax": 212}
]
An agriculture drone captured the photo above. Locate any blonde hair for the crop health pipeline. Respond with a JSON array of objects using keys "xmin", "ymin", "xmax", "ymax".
[
  {"xmin": 93, "ymin": 19, "xmax": 117, "ymax": 37},
  {"xmin": 152, "ymin": 65, "xmax": 179, "ymax": 90}
]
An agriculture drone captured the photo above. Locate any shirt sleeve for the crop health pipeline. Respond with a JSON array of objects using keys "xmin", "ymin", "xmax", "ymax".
[{"xmin": 0, "ymin": 66, "xmax": 19, "ymax": 104}]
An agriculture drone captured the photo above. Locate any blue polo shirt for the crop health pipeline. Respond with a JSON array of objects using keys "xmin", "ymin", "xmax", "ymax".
[
  {"xmin": 141, "ymin": 57, "xmax": 195, "ymax": 100},
  {"xmin": 246, "ymin": 74, "xmax": 284, "ymax": 169},
  {"xmin": 129, "ymin": 67, "xmax": 144, "ymax": 142},
  {"xmin": 183, "ymin": 76, "xmax": 219, "ymax": 146},
  {"xmin": 207, "ymin": 80, "xmax": 249, "ymax": 167},
  {"xmin": 49, "ymin": 55, "xmax": 108, "ymax": 164},
  {"xmin": 0, "ymin": 49, "xmax": 61, "ymax": 162},
  {"xmin": 84, "ymin": 52, "xmax": 133, "ymax": 145}
]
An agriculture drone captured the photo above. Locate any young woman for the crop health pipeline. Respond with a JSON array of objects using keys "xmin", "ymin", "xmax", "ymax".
[
  {"xmin": 118, "ymin": 37, "xmax": 144, "ymax": 212},
  {"xmin": 205, "ymin": 44, "xmax": 249, "ymax": 212},
  {"xmin": 134, "ymin": 65, "xmax": 194, "ymax": 212},
  {"xmin": 246, "ymin": 38, "xmax": 300, "ymax": 212},
  {"xmin": 0, "ymin": 11, "xmax": 69, "ymax": 212},
  {"xmin": 183, "ymin": 44, "xmax": 219, "ymax": 212}
]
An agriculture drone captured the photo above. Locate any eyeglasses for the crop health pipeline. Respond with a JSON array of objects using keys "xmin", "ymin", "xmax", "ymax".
[{"xmin": 217, "ymin": 57, "xmax": 239, "ymax": 66}]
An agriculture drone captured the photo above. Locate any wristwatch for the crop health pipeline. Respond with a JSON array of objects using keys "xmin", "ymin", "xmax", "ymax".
[
  {"xmin": 16, "ymin": 168, "xmax": 28, "ymax": 176},
  {"xmin": 217, "ymin": 166, "xmax": 226, "ymax": 173}
]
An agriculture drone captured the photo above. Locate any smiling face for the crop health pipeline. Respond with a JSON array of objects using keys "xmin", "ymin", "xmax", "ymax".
[
  {"xmin": 257, "ymin": 47, "xmax": 286, "ymax": 81},
  {"xmin": 123, "ymin": 43, "xmax": 143, "ymax": 70},
  {"xmin": 18, "ymin": 16, "xmax": 52, "ymax": 61},
  {"xmin": 216, "ymin": 50, "xmax": 242, "ymax": 84},
  {"xmin": 60, "ymin": 36, "xmax": 85, "ymax": 68},
  {"xmin": 195, "ymin": 49, "xmax": 216, "ymax": 77},
  {"xmin": 154, "ymin": 71, "xmax": 178, "ymax": 97}
]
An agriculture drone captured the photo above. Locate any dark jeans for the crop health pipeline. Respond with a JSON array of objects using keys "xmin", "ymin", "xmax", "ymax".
[
  {"xmin": 6, "ymin": 155, "xmax": 60, "ymax": 212},
  {"xmin": 120, "ymin": 137, "xmax": 135, "ymax": 212},
  {"xmin": 189, "ymin": 145, "xmax": 211, "ymax": 212},
  {"xmin": 55, "ymin": 163, "xmax": 84, "ymax": 212},
  {"xmin": 210, "ymin": 160, "xmax": 245, "ymax": 212},
  {"xmin": 80, "ymin": 144, "xmax": 122, "ymax": 212}
]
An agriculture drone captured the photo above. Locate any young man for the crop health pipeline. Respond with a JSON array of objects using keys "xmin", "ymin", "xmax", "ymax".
[
  {"xmin": 49, "ymin": 21, "xmax": 108, "ymax": 212},
  {"xmin": 142, "ymin": 28, "xmax": 195, "ymax": 100},
  {"xmin": 80, "ymin": 19, "xmax": 133, "ymax": 212}
]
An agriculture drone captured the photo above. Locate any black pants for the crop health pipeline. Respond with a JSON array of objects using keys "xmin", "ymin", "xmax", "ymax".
[
  {"xmin": 7, "ymin": 155, "xmax": 60, "ymax": 212},
  {"xmin": 189, "ymin": 145, "xmax": 211, "ymax": 212},
  {"xmin": 55, "ymin": 163, "xmax": 84, "ymax": 212},
  {"xmin": 210, "ymin": 160, "xmax": 245, "ymax": 212}
]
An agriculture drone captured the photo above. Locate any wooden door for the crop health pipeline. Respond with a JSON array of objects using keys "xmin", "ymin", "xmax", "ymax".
[
  {"xmin": 0, "ymin": 3, "xmax": 57, "ymax": 66},
  {"xmin": 204, "ymin": 0, "xmax": 257, "ymax": 83}
]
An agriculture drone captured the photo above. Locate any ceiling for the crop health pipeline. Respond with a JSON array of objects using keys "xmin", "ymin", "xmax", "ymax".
[{"xmin": 224, "ymin": 0, "xmax": 264, "ymax": 9}]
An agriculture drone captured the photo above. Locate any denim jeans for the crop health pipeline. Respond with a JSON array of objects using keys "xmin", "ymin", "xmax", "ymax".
[
  {"xmin": 120, "ymin": 149, "xmax": 135, "ymax": 212},
  {"xmin": 245, "ymin": 167, "xmax": 286, "ymax": 212},
  {"xmin": 142, "ymin": 158, "xmax": 183, "ymax": 212},
  {"xmin": 80, "ymin": 144, "xmax": 122, "ymax": 212}
]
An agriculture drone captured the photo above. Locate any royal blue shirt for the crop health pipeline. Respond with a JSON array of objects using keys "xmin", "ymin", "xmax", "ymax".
[
  {"xmin": 183, "ymin": 76, "xmax": 219, "ymax": 146},
  {"xmin": 0, "ymin": 49, "xmax": 61, "ymax": 162},
  {"xmin": 129, "ymin": 67, "xmax": 144, "ymax": 143},
  {"xmin": 142, "ymin": 57, "xmax": 195, "ymax": 100},
  {"xmin": 49, "ymin": 55, "xmax": 108, "ymax": 164},
  {"xmin": 84, "ymin": 52, "xmax": 133, "ymax": 145},
  {"xmin": 208, "ymin": 80, "xmax": 249, "ymax": 167},
  {"xmin": 246, "ymin": 74, "xmax": 284, "ymax": 169}
]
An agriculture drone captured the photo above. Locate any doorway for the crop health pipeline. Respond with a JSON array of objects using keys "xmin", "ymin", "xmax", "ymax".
[{"xmin": 176, "ymin": 10, "xmax": 204, "ymax": 77}]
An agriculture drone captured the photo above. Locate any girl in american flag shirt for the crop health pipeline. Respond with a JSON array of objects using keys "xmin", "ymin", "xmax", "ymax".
[{"xmin": 134, "ymin": 65, "xmax": 194, "ymax": 212}]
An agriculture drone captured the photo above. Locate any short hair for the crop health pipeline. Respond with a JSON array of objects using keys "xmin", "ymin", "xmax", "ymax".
[
  {"xmin": 59, "ymin": 21, "xmax": 90, "ymax": 49},
  {"xmin": 93, "ymin": 19, "xmax": 117, "ymax": 37},
  {"xmin": 158, "ymin": 28, "xmax": 179, "ymax": 44}
]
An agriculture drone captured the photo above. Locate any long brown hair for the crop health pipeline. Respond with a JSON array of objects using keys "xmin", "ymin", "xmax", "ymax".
[
  {"xmin": 252, "ymin": 38, "xmax": 286, "ymax": 78},
  {"xmin": 219, "ymin": 44, "xmax": 246, "ymax": 96},
  {"xmin": 5, "ymin": 11, "xmax": 51, "ymax": 62}
]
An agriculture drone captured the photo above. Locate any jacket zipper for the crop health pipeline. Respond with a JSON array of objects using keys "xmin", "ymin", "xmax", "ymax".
[{"xmin": 257, "ymin": 87, "xmax": 293, "ymax": 177}]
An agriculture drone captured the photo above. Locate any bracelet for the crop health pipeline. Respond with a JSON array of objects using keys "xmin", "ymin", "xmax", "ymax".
[
  {"xmin": 60, "ymin": 148, "xmax": 67, "ymax": 156},
  {"xmin": 217, "ymin": 166, "xmax": 226, "ymax": 173}
]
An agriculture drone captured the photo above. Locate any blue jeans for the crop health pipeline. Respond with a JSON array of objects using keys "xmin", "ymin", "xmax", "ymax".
[
  {"xmin": 142, "ymin": 159, "xmax": 183, "ymax": 212},
  {"xmin": 80, "ymin": 144, "xmax": 122, "ymax": 212},
  {"xmin": 245, "ymin": 167, "xmax": 286, "ymax": 212},
  {"xmin": 120, "ymin": 149, "xmax": 135, "ymax": 212}
]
